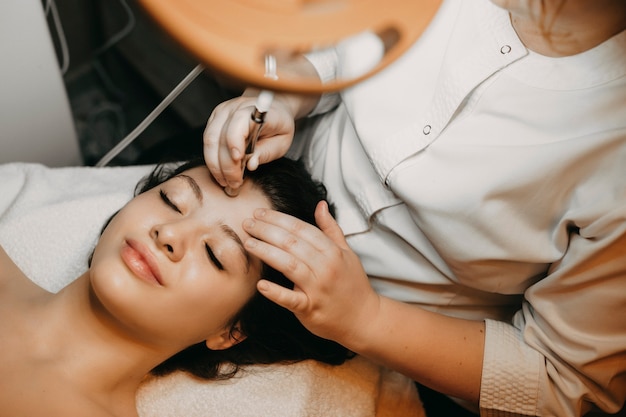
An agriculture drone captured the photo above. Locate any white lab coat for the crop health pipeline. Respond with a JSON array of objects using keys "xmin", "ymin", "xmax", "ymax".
[{"xmin": 295, "ymin": 0, "xmax": 626, "ymax": 415}]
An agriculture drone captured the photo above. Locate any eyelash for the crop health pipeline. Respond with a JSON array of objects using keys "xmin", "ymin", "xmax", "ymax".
[
  {"xmin": 159, "ymin": 190, "xmax": 181, "ymax": 213},
  {"xmin": 159, "ymin": 189, "xmax": 224, "ymax": 271},
  {"xmin": 205, "ymin": 244, "xmax": 224, "ymax": 271}
]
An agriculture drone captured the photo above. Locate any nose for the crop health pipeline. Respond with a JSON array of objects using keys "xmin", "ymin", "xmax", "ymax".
[{"xmin": 151, "ymin": 221, "xmax": 188, "ymax": 262}]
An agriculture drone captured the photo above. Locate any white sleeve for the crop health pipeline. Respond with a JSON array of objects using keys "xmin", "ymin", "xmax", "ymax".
[
  {"xmin": 303, "ymin": 48, "xmax": 341, "ymax": 117},
  {"xmin": 480, "ymin": 220, "xmax": 626, "ymax": 416}
]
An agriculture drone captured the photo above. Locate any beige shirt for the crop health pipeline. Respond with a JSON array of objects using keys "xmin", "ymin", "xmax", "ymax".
[{"xmin": 296, "ymin": 0, "xmax": 626, "ymax": 415}]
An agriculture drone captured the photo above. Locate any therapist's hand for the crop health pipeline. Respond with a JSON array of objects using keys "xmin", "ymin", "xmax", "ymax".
[
  {"xmin": 242, "ymin": 201, "xmax": 381, "ymax": 346},
  {"xmin": 203, "ymin": 92, "xmax": 297, "ymax": 192}
]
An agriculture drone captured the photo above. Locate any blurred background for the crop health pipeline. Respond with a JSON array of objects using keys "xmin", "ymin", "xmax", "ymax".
[{"xmin": 21, "ymin": 0, "xmax": 241, "ymax": 166}]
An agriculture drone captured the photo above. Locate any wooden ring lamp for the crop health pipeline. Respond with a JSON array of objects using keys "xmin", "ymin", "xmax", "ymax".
[{"xmin": 137, "ymin": 0, "xmax": 442, "ymax": 93}]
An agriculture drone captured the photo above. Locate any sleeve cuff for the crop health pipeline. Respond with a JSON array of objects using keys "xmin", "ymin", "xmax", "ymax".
[{"xmin": 480, "ymin": 319, "xmax": 542, "ymax": 416}]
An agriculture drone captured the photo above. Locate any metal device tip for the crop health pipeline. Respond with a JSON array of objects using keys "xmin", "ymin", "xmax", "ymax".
[{"xmin": 224, "ymin": 186, "xmax": 240, "ymax": 197}]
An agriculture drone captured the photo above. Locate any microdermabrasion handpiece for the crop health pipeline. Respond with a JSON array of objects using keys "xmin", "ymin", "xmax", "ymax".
[
  {"xmin": 225, "ymin": 55, "xmax": 277, "ymax": 197},
  {"xmin": 224, "ymin": 90, "xmax": 274, "ymax": 197}
]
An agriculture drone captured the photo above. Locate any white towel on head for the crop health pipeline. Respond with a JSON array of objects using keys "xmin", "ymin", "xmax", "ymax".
[
  {"xmin": 0, "ymin": 162, "xmax": 424, "ymax": 417},
  {"xmin": 137, "ymin": 354, "xmax": 425, "ymax": 417}
]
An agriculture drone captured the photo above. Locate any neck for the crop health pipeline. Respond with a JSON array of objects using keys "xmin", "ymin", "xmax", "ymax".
[
  {"xmin": 32, "ymin": 273, "xmax": 176, "ymax": 407},
  {"xmin": 505, "ymin": 0, "xmax": 626, "ymax": 56}
]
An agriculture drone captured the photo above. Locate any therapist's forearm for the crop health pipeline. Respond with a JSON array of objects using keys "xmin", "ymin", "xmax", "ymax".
[{"xmin": 346, "ymin": 296, "xmax": 485, "ymax": 404}]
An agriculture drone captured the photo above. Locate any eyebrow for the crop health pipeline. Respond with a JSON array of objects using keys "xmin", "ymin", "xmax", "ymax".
[
  {"xmin": 178, "ymin": 174, "xmax": 203, "ymax": 203},
  {"xmin": 176, "ymin": 173, "xmax": 251, "ymax": 272},
  {"xmin": 220, "ymin": 224, "xmax": 252, "ymax": 273}
]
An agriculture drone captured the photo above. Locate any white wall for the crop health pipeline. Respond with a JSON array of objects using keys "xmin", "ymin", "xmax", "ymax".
[{"xmin": 0, "ymin": 0, "xmax": 82, "ymax": 166}]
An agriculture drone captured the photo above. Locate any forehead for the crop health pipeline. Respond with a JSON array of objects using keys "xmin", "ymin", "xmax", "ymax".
[{"xmin": 174, "ymin": 166, "xmax": 271, "ymax": 210}]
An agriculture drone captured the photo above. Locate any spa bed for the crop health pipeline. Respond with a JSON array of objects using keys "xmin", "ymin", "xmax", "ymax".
[{"xmin": 0, "ymin": 162, "xmax": 425, "ymax": 417}]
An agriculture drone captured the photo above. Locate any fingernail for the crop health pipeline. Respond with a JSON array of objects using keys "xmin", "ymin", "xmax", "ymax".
[
  {"xmin": 245, "ymin": 238, "xmax": 257, "ymax": 249},
  {"xmin": 224, "ymin": 186, "xmax": 240, "ymax": 197},
  {"xmin": 231, "ymin": 147, "xmax": 242, "ymax": 160},
  {"xmin": 257, "ymin": 280, "xmax": 269, "ymax": 291},
  {"xmin": 243, "ymin": 219, "xmax": 256, "ymax": 229},
  {"xmin": 255, "ymin": 208, "xmax": 267, "ymax": 218},
  {"xmin": 247, "ymin": 156, "xmax": 259, "ymax": 171}
]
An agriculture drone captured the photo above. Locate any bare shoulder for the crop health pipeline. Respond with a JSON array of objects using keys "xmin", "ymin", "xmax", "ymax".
[
  {"xmin": 0, "ymin": 377, "xmax": 130, "ymax": 417},
  {"xmin": 0, "ymin": 353, "xmax": 136, "ymax": 417}
]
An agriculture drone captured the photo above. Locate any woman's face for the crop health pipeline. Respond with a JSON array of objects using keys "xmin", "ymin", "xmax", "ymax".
[{"xmin": 89, "ymin": 166, "xmax": 271, "ymax": 351}]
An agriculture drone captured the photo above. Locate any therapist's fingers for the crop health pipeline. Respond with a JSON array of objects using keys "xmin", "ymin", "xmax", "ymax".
[
  {"xmin": 243, "ymin": 214, "xmax": 319, "ymax": 288},
  {"xmin": 205, "ymin": 94, "xmax": 298, "ymax": 192},
  {"xmin": 248, "ymin": 202, "xmax": 341, "ymax": 313},
  {"xmin": 242, "ymin": 202, "xmax": 354, "ymax": 303},
  {"xmin": 313, "ymin": 201, "xmax": 351, "ymax": 250},
  {"xmin": 256, "ymin": 279, "xmax": 309, "ymax": 313},
  {"xmin": 203, "ymin": 98, "xmax": 255, "ymax": 187},
  {"xmin": 204, "ymin": 107, "xmax": 233, "ymax": 187},
  {"xmin": 242, "ymin": 100, "xmax": 296, "ymax": 171},
  {"xmin": 245, "ymin": 203, "xmax": 376, "ymax": 342},
  {"xmin": 244, "ymin": 204, "xmax": 338, "ymax": 262}
]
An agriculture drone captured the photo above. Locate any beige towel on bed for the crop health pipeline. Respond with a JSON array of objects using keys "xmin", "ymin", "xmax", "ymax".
[{"xmin": 0, "ymin": 162, "xmax": 424, "ymax": 417}]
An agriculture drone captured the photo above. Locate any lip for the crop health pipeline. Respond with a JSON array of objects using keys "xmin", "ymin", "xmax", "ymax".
[{"xmin": 121, "ymin": 239, "xmax": 164, "ymax": 286}]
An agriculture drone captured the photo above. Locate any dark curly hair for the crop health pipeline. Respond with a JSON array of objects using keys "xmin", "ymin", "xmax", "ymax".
[{"xmin": 126, "ymin": 157, "xmax": 353, "ymax": 379}]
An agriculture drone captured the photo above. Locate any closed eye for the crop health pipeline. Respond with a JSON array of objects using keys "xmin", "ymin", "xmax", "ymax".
[
  {"xmin": 205, "ymin": 243, "xmax": 224, "ymax": 271},
  {"xmin": 159, "ymin": 190, "xmax": 181, "ymax": 213}
]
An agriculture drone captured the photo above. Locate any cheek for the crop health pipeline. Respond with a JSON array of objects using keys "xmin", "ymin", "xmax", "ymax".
[{"xmin": 173, "ymin": 269, "xmax": 260, "ymax": 329}]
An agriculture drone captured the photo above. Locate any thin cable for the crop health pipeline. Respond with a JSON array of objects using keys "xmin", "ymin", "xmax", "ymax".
[
  {"xmin": 47, "ymin": 0, "xmax": 70, "ymax": 75},
  {"xmin": 47, "ymin": 0, "xmax": 135, "ymax": 80},
  {"xmin": 95, "ymin": 64, "xmax": 205, "ymax": 167},
  {"xmin": 92, "ymin": 0, "xmax": 136, "ymax": 57}
]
